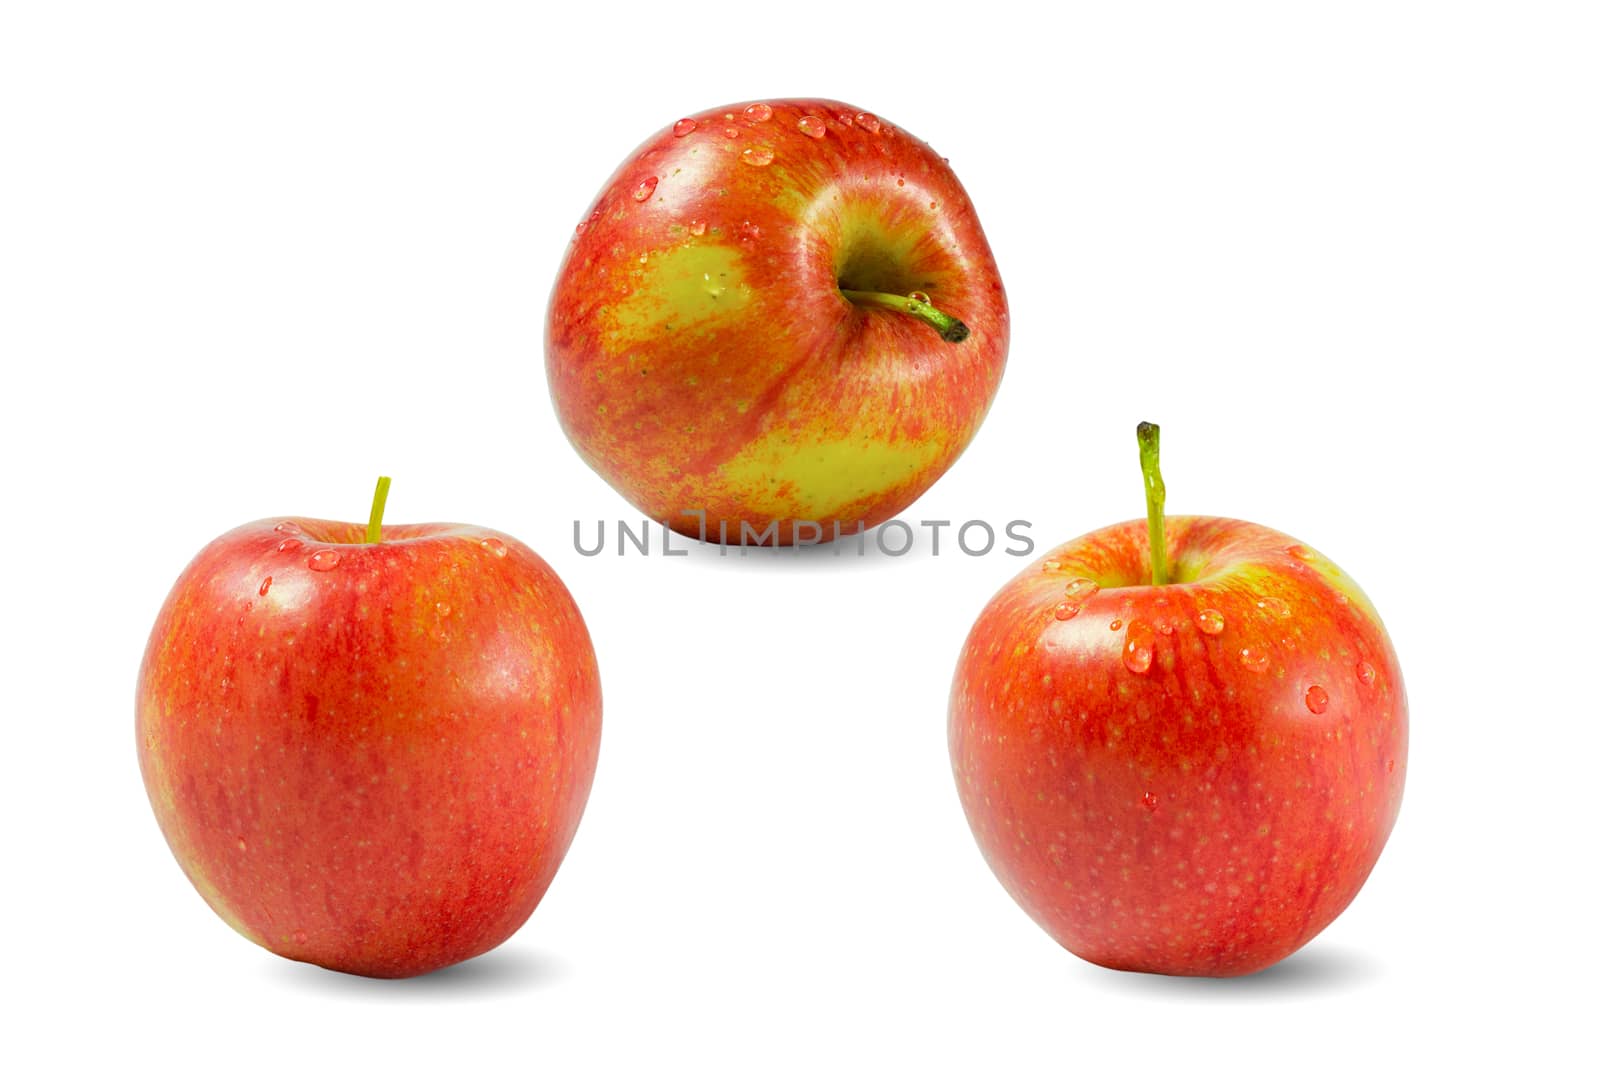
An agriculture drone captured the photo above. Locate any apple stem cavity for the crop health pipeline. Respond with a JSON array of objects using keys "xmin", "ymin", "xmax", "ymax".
[
  {"xmin": 365, "ymin": 476, "xmax": 392, "ymax": 544},
  {"xmin": 1137, "ymin": 422, "xmax": 1169, "ymax": 586},
  {"xmin": 840, "ymin": 289, "xmax": 970, "ymax": 343}
]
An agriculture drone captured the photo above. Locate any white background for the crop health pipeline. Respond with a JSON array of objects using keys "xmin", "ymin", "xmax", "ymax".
[{"xmin": 3, "ymin": 1, "xmax": 1595, "ymax": 1062}]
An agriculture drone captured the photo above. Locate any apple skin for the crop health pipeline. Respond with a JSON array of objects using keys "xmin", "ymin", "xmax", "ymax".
[
  {"xmin": 136, "ymin": 517, "xmax": 601, "ymax": 978},
  {"xmin": 547, "ymin": 98, "xmax": 1008, "ymax": 544},
  {"xmin": 949, "ymin": 517, "xmax": 1406, "ymax": 977}
]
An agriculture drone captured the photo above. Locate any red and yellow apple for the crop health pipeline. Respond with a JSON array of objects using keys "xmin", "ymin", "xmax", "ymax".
[
  {"xmin": 136, "ymin": 480, "xmax": 602, "ymax": 978},
  {"xmin": 547, "ymin": 98, "xmax": 1008, "ymax": 544},
  {"xmin": 949, "ymin": 426, "xmax": 1406, "ymax": 976}
]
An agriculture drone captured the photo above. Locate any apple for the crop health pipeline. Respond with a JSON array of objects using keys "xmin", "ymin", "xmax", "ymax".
[
  {"xmin": 136, "ymin": 479, "xmax": 602, "ymax": 978},
  {"xmin": 547, "ymin": 98, "xmax": 1008, "ymax": 544},
  {"xmin": 948, "ymin": 425, "xmax": 1406, "ymax": 977}
]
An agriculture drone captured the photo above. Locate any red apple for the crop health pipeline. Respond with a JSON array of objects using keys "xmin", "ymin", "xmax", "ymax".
[
  {"xmin": 547, "ymin": 98, "xmax": 1008, "ymax": 544},
  {"xmin": 949, "ymin": 426, "xmax": 1406, "ymax": 977},
  {"xmin": 136, "ymin": 479, "xmax": 602, "ymax": 978}
]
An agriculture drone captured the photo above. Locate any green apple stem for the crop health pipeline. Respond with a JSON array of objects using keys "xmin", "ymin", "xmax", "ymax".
[
  {"xmin": 365, "ymin": 476, "xmax": 392, "ymax": 544},
  {"xmin": 1137, "ymin": 422, "xmax": 1169, "ymax": 586},
  {"xmin": 840, "ymin": 289, "xmax": 970, "ymax": 342}
]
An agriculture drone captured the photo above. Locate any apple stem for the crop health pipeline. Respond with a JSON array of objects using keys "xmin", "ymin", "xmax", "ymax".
[
  {"xmin": 1137, "ymin": 422, "xmax": 1169, "ymax": 586},
  {"xmin": 365, "ymin": 476, "xmax": 392, "ymax": 544},
  {"xmin": 840, "ymin": 289, "xmax": 969, "ymax": 342}
]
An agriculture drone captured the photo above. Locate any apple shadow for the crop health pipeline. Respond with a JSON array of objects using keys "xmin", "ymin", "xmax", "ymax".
[
  {"xmin": 1097, "ymin": 944, "xmax": 1382, "ymax": 999},
  {"xmin": 668, "ymin": 527, "xmax": 955, "ymax": 571},
  {"xmin": 267, "ymin": 944, "xmax": 569, "ymax": 999}
]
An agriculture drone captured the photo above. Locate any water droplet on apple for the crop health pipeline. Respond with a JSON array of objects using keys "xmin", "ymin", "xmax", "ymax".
[
  {"xmin": 1304, "ymin": 685, "xmax": 1330, "ymax": 714},
  {"xmin": 1239, "ymin": 646, "xmax": 1270, "ymax": 673},
  {"xmin": 744, "ymin": 103, "xmax": 773, "ymax": 123},
  {"xmin": 276, "ymin": 538, "xmax": 301, "ymax": 553},
  {"xmin": 1288, "ymin": 544, "xmax": 1315, "ymax": 561},
  {"xmin": 855, "ymin": 112, "xmax": 882, "ymax": 133},
  {"xmin": 436, "ymin": 602, "xmax": 452, "ymax": 617},
  {"xmin": 739, "ymin": 220, "xmax": 761, "ymax": 241},
  {"xmin": 689, "ymin": 219, "xmax": 706, "ymax": 236},
  {"xmin": 481, "ymin": 537, "xmax": 509, "ymax": 558},
  {"xmin": 1357, "ymin": 660, "xmax": 1377, "ymax": 686},
  {"xmin": 1257, "ymin": 596, "xmax": 1291, "ymax": 619},
  {"xmin": 908, "ymin": 290, "xmax": 930, "ymax": 304},
  {"xmin": 1109, "ymin": 619, "xmax": 1124, "ymax": 632},
  {"xmin": 1141, "ymin": 791, "xmax": 1159, "ymax": 811},
  {"xmin": 274, "ymin": 522, "xmax": 300, "ymax": 534},
  {"xmin": 1156, "ymin": 617, "xmax": 1175, "ymax": 636},
  {"xmin": 835, "ymin": 111, "xmax": 855, "ymax": 127},
  {"xmin": 1197, "ymin": 609, "xmax": 1225, "ymax": 635},
  {"xmin": 633, "ymin": 176, "xmax": 659, "ymax": 202},
  {"xmin": 308, "ymin": 550, "xmax": 340, "ymax": 572},
  {"xmin": 1387, "ymin": 759, "xmax": 1396, "ymax": 775},
  {"xmin": 1040, "ymin": 560, "xmax": 1062, "ymax": 573},
  {"xmin": 293, "ymin": 930, "xmax": 309, "ymax": 946},
  {"xmin": 258, "ymin": 576, "xmax": 273, "ymax": 597},
  {"xmin": 236, "ymin": 837, "xmax": 247, "ymax": 851},
  {"xmin": 1053, "ymin": 601, "xmax": 1080, "ymax": 621},
  {"xmin": 721, "ymin": 126, "xmax": 740, "ymax": 139},
  {"xmin": 1122, "ymin": 624, "xmax": 1154, "ymax": 674},
  {"xmin": 798, "ymin": 114, "xmax": 827, "ymax": 139},
  {"xmin": 1063, "ymin": 577, "xmax": 1098, "ymax": 600},
  {"xmin": 897, "ymin": 177, "xmax": 906, "ymax": 187},
  {"xmin": 673, "ymin": 117, "xmax": 697, "ymax": 137},
  {"xmin": 741, "ymin": 146, "xmax": 774, "ymax": 167}
]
